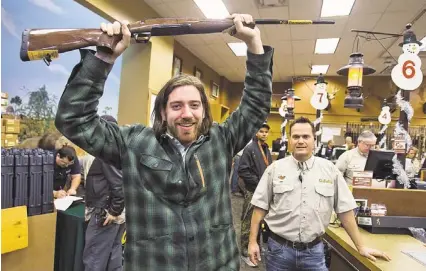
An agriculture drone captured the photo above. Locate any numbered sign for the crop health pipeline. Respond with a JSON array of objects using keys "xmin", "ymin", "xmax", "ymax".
[
  {"xmin": 310, "ymin": 85, "xmax": 329, "ymax": 110},
  {"xmin": 378, "ymin": 106, "xmax": 391, "ymax": 125},
  {"xmin": 391, "ymin": 53, "xmax": 423, "ymax": 91}
]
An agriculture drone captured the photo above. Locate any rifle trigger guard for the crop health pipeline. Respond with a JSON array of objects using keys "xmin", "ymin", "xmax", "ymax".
[
  {"xmin": 43, "ymin": 54, "xmax": 52, "ymax": 66},
  {"xmin": 133, "ymin": 32, "xmax": 151, "ymax": 43}
]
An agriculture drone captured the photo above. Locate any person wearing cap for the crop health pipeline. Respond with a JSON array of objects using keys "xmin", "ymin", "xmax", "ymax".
[
  {"xmin": 238, "ymin": 123, "xmax": 272, "ymax": 267},
  {"xmin": 55, "ymin": 14, "xmax": 272, "ymax": 270},
  {"xmin": 83, "ymin": 115, "xmax": 126, "ymax": 271},
  {"xmin": 248, "ymin": 117, "xmax": 390, "ymax": 270}
]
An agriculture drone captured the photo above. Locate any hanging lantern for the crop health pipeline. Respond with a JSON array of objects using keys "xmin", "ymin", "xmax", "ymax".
[
  {"xmin": 281, "ymin": 88, "xmax": 300, "ymax": 120},
  {"xmin": 337, "ymin": 52, "xmax": 376, "ymax": 108}
]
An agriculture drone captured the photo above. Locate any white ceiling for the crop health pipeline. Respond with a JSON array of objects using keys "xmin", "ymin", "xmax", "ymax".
[{"xmin": 144, "ymin": 0, "xmax": 426, "ymax": 82}]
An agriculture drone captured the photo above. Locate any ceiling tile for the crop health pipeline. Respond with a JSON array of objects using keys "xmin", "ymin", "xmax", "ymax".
[
  {"xmin": 344, "ymin": 13, "xmax": 382, "ymax": 33},
  {"xmin": 273, "ymin": 40, "xmax": 293, "ymax": 55},
  {"xmin": 351, "ymin": 0, "xmax": 392, "ymax": 15},
  {"xmin": 258, "ymin": 6, "xmax": 289, "ymax": 19},
  {"xmin": 201, "ymin": 33, "xmax": 224, "ymax": 45},
  {"xmin": 288, "ymin": 0, "xmax": 321, "ymax": 19},
  {"xmin": 144, "ymin": 0, "xmax": 164, "ymax": 6},
  {"xmin": 263, "ymin": 25, "xmax": 292, "ymax": 42},
  {"xmin": 291, "ymin": 40, "xmax": 315, "ymax": 55},
  {"xmin": 317, "ymin": 17, "xmax": 348, "ymax": 39},
  {"xmin": 290, "ymin": 25, "xmax": 318, "ymax": 40},
  {"xmin": 386, "ymin": 0, "xmax": 426, "ymax": 12},
  {"xmin": 374, "ymin": 11, "xmax": 419, "ymax": 33},
  {"xmin": 166, "ymin": 0, "xmax": 204, "ymax": 18}
]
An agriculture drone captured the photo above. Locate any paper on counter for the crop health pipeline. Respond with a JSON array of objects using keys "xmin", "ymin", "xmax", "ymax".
[{"xmin": 54, "ymin": 196, "xmax": 83, "ymax": 211}]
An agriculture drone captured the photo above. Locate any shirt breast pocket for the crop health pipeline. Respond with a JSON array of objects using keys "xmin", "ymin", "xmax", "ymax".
[
  {"xmin": 139, "ymin": 154, "xmax": 173, "ymax": 195},
  {"xmin": 272, "ymin": 183, "xmax": 294, "ymax": 210},
  {"xmin": 314, "ymin": 184, "xmax": 334, "ymax": 224}
]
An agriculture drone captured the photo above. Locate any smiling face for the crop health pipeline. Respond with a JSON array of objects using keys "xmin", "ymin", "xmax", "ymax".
[
  {"xmin": 161, "ymin": 85, "xmax": 204, "ymax": 146},
  {"xmin": 403, "ymin": 43, "xmax": 420, "ymax": 54},
  {"xmin": 290, "ymin": 123, "xmax": 315, "ymax": 162}
]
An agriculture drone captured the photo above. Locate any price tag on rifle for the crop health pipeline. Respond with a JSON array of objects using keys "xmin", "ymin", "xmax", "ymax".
[
  {"xmin": 392, "ymin": 136, "xmax": 406, "ymax": 154},
  {"xmin": 352, "ymin": 171, "xmax": 373, "ymax": 187}
]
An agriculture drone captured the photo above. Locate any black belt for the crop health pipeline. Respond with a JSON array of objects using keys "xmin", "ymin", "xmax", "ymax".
[{"xmin": 269, "ymin": 232, "xmax": 322, "ymax": 251}]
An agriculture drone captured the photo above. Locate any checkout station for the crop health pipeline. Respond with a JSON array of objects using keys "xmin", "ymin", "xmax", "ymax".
[{"xmin": 323, "ymin": 149, "xmax": 426, "ymax": 270}]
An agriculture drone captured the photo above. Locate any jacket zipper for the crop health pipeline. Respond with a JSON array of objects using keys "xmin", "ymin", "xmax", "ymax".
[{"xmin": 194, "ymin": 154, "xmax": 206, "ymax": 188}]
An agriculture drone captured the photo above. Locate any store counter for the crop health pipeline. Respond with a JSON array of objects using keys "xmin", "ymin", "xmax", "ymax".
[
  {"xmin": 54, "ymin": 203, "xmax": 86, "ymax": 271},
  {"xmin": 325, "ymin": 226, "xmax": 426, "ymax": 271}
]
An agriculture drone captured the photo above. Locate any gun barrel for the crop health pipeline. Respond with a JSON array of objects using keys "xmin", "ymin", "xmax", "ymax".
[{"xmin": 255, "ymin": 19, "xmax": 335, "ymax": 25}]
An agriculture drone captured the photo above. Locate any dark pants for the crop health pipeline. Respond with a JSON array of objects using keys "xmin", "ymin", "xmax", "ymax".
[
  {"xmin": 231, "ymin": 156, "xmax": 241, "ymax": 193},
  {"xmin": 83, "ymin": 215, "xmax": 126, "ymax": 271},
  {"xmin": 265, "ymin": 237, "xmax": 328, "ymax": 271}
]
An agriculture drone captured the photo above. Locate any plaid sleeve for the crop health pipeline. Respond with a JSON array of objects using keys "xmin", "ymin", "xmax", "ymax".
[
  {"xmin": 55, "ymin": 50, "xmax": 142, "ymax": 169},
  {"xmin": 219, "ymin": 46, "xmax": 273, "ymax": 156}
]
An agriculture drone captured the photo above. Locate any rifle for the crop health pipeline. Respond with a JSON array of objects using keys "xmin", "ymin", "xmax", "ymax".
[{"xmin": 20, "ymin": 17, "xmax": 334, "ymax": 65}]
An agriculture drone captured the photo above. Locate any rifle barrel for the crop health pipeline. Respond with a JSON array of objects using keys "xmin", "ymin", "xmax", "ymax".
[{"xmin": 255, "ymin": 19, "xmax": 335, "ymax": 25}]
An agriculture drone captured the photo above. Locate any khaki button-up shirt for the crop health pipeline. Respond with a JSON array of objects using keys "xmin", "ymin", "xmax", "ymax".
[
  {"xmin": 336, "ymin": 148, "xmax": 368, "ymax": 185},
  {"xmin": 251, "ymin": 155, "xmax": 356, "ymax": 243}
]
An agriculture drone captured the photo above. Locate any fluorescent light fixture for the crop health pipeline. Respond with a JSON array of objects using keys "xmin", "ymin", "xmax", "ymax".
[
  {"xmin": 321, "ymin": 0, "xmax": 355, "ymax": 17},
  {"xmin": 420, "ymin": 36, "xmax": 426, "ymax": 51},
  {"xmin": 193, "ymin": 0, "xmax": 230, "ymax": 19},
  {"xmin": 228, "ymin": 42, "xmax": 247, "ymax": 56},
  {"xmin": 315, "ymin": 38, "xmax": 340, "ymax": 54},
  {"xmin": 311, "ymin": 65, "xmax": 330, "ymax": 74}
]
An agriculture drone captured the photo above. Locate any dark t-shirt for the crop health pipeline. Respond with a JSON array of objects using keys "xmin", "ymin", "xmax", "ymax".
[{"xmin": 53, "ymin": 153, "xmax": 81, "ymax": 191}]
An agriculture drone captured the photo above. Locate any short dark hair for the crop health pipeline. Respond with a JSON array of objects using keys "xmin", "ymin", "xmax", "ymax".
[
  {"xmin": 151, "ymin": 74, "xmax": 213, "ymax": 138},
  {"xmin": 289, "ymin": 117, "xmax": 316, "ymax": 136},
  {"xmin": 57, "ymin": 145, "xmax": 77, "ymax": 162}
]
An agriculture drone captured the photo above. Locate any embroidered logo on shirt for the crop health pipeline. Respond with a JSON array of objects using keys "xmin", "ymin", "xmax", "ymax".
[
  {"xmin": 278, "ymin": 175, "xmax": 286, "ymax": 181},
  {"xmin": 319, "ymin": 179, "xmax": 333, "ymax": 184}
]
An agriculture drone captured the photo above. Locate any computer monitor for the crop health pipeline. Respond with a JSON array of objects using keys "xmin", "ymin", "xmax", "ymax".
[
  {"xmin": 334, "ymin": 148, "xmax": 346, "ymax": 160},
  {"xmin": 364, "ymin": 150, "xmax": 396, "ymax": 180}
]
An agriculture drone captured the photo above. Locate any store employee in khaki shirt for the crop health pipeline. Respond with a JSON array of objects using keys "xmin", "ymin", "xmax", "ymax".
[
  {"xmin": 336, "ymin": 130, "xmax": 377, "ymax": 185},
  {"xmin": 248, "ymin": 117, "xmax": 390, "ymax": 270}
]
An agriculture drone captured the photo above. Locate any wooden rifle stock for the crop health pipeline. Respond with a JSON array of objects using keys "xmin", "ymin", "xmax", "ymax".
[{"xmin": 20, "ymin": 18, "xmax": 335, "ymax": 64}]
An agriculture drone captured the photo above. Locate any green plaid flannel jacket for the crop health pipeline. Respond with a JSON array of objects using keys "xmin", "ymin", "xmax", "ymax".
[{"xmin": 55, "ymin": 46, "xmax": 273, "ymax": 271}]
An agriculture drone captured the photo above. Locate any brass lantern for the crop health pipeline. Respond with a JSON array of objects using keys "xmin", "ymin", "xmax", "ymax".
[
  {"xmin": 281, "ymin": 88, "xmax": 301, "ymax": 120},
  {"xmin": 337, "ymin": 52, "xmax": 376, "ymax": 108}
]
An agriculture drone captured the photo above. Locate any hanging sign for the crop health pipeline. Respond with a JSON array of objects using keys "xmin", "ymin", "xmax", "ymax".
[
  {"xmin": 310, "ymin": 81, "xmax": 329, "ymax": 110},
  {"xmin": 378, "ymin": 106, "xmax": 392, "ymax": 125},
  {"xmin": 391, "ymin": 44, "xmax": 423, "ymax": 90}
]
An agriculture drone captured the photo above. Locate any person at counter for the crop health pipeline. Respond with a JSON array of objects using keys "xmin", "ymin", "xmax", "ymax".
[
  {"xmin": 53, "ymin": 145, "xmax": 81, "ymax": 198},
  {"xmin": 336, "ymin": 130, "xmax": 377, "ymax": 185},
  {"xmin": 247, "ymin": 117, "xmax": 390, "ymax": 270},
  {"xmin": 317, "ymin": 139, "xmax": 334, "ymax": 160}
]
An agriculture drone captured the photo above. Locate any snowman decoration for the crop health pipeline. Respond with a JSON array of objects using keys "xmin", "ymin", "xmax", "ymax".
[
  {"xmin": 378, "ymin": 105, "xmax": 392, "ymax": 125},
  {"xmin": 391, "ymin": 24, "xmax": 423, "ymax": 91},
  {"xmin": 310, "ymin": 73, "xmax": 329, "ymax": 110}
]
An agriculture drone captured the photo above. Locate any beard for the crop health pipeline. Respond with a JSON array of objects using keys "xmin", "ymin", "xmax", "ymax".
[{"xmin": 167, "ymin": 119, "xmax": 202, "ymax": 146}]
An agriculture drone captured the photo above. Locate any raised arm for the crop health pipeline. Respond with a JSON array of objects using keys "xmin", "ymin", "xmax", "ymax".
[
  {"xmin": 218, "ymin": 14, "xmax": 273, "ymax": 156},
  {"xmin": 55, "ymin": 21, "xmax": 136, "ymax": 169}
]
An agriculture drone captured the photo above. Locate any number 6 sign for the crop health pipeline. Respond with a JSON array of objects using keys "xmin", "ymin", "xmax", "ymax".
[{"xmin": 391, "ymin": 50, "xmax": 423, "ymax": 91}]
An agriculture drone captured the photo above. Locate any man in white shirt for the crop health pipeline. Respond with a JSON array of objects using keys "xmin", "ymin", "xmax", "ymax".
[
  {"xmin": 336, "ymin": 131, "xmax": 377, "ymax": 185},
  {"xmin": 248, "ymin": 117, "xmax": 390, "ymax": 270}
]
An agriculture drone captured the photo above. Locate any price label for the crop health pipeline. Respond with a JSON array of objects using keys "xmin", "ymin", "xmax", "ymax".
[
  {"xmin": 352, "ymin": 171, "xmax": 373, "ymax": 187},
  {"xmin": 392, "ymin": 137, "xmax": 406, "ymax": 153}
]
